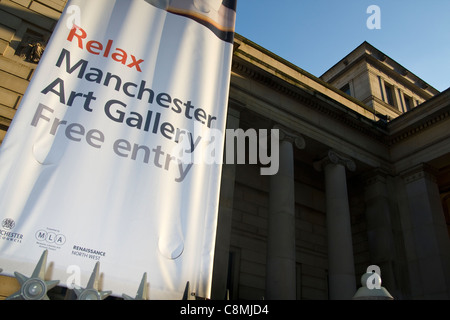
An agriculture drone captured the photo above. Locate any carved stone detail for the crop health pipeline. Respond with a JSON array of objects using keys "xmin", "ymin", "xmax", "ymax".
[
  {"xmin": 273, "ymin": 124, "xmax": 305, "ymax": 149},
  {"xmin": 314, "ymin": 149, "xmax": 356, "ymax": 172},
  {"xmin": 15, "ymin": 30, "xmax": 47, "ymax": 64}
]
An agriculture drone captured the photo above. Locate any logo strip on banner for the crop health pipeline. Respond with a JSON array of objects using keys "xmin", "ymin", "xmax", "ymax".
[{"xmin": 0, "ymin": 0, "xmax": 237, "ymax": 299}]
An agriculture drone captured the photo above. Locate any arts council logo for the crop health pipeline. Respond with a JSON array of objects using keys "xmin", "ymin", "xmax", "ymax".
[{"xmin": 0, "ymin": 218, "xmax": 23, "ymax": 243}]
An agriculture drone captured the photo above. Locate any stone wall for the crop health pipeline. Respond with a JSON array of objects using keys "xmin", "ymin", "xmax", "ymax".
[
  {"xmin": 228, "ymin": 160, "xmax": 370, "ymax": 300},
  {"xmin": 0, "ymin": 0, "xmax": 67, "ymax": 143}
]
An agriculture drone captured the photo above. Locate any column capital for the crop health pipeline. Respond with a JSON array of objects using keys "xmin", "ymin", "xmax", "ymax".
[
  {"xmin": 362, "ymin": 168, "xmax": 391, "ymax": 187},
  {"xmin": 273, "ymin": 124, "xmax": 305, "ymax": 149},
  {"xmin": 313, "ymin": 149, "xmax": 356, "ymax": 172},
  {"xmin": 400, "ymin": 163, "xmax": 438, "ymax": 184}
]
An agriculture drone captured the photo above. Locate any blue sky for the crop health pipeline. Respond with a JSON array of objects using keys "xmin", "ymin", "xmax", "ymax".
[{"xmin": 234, "ymin": 0, "xmax": 450, "ymax": 92}]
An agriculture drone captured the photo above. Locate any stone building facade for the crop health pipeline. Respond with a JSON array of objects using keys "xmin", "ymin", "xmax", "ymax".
[{"xmin": 1, "ymin": 0, "xmax": 450, "ymax": 300}]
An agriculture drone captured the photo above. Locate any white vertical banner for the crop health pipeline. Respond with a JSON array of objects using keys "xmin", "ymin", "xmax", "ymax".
[{"xmin": 0, "ymin": 0, "xmax": 236, "ymax": 299}]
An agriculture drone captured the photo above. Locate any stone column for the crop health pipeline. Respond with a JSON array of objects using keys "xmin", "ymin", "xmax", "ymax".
[
  {"xmin": 211, "ymin": 108, "xmax": 240, "ymax": 300},
  {"xmin": 401, "ymin": 164, "xmax": 450, "ymax": 299},
  {"xmin": 265, "ymin": 126, "xmax": 305, "ymax": 300},
  {"xmin": 363, "ymin": 169, "xmax": 398, "ymax": 298},
  {"xmin": 314, "ymin": 150, "xmax": 356, "ymax": 300}
]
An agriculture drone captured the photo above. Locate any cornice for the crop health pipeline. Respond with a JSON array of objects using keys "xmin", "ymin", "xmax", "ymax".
[
  {"xmin": 387, "ymin": 89, "xmax": 450, "ymax": 145},
  {"xmin": 364, "ymin": 55, "xmax": 437, "ymax": 99},
  {"xmin": 321, "ymin": 42, "xmax": 439, "ymax": 99},
  {"xmin": 231, "ymin": 49, "xmax": 450, "ymax": 149},
  {"xmin": 387, "ymin": 108, "xmax": 450, "ymax": 146},
  {"xmin": 231, "ymin": 55, "xmax": 388, "ymax": 143}
]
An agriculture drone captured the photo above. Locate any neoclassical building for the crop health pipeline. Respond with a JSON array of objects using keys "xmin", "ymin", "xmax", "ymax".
[
  {"xmin": 1, "ymin": 0, "xmax": 450, "ymax": 300},
  {"xmin": 212, "ymin": 35, "xmax": 450, "ymax": 300}
]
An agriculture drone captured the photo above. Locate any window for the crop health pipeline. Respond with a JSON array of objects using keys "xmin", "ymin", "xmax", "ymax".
[
  {"xmin": 340, "ymin": 83, "xmax": 351, "ymax": 96},
  {"xmin": 378, "ymin": 76, "xmax": 385, "ymax": 101},
  {"xmin": 398, "ymin": 89, "xmax": 404, "ymax": 112},
  {"xmin": 384, "ymin": 83, "xmax": 395, "ymax": 107},
  {"xmin": 226, "ymin": 248, "xmax": 241, "ymax": 300},
  {"xmin": 404, "ymin": 94, "xmax": 413, "ymax": 112},
  {"xmin": 296, "ymin": 263, "xmax": 302, "ymax": 299}
]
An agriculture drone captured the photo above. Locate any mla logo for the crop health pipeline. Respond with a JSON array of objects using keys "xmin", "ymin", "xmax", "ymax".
[{"xmin": 35, "ymin": 229, "xmax": 66, "ymax": 246}]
